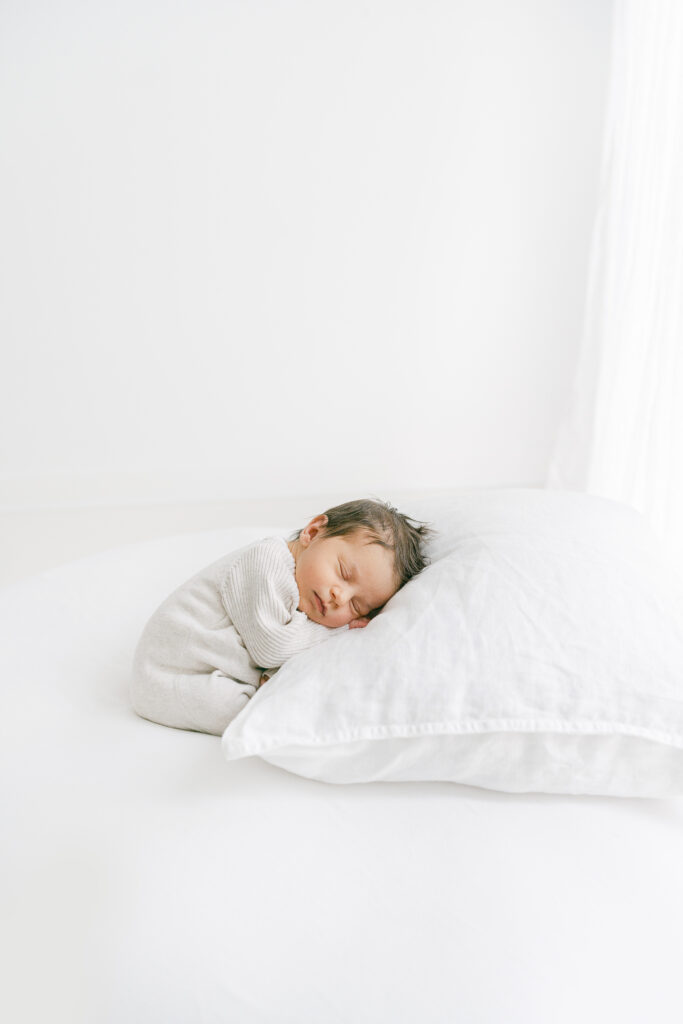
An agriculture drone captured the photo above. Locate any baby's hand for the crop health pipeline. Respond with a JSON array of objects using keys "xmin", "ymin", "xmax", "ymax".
[{"xmin": 349, "ymin": 617, "xmax": 370, "ymax": 630}]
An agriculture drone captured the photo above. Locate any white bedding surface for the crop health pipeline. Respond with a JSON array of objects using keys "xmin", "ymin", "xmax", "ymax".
[{"xmin": 2, "ymin": 528, "xmax": 683, "ymax": 1024}]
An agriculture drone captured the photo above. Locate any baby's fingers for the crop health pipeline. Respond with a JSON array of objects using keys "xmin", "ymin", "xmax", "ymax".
[{"xmin": 349, "ymin": 617, "xmax": 370, "ymax": 629}]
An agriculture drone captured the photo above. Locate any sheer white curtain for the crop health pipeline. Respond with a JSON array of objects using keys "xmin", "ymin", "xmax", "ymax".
[{"xmin": 547, "ymin": 0, "xmax": 683, "ymax": 564}]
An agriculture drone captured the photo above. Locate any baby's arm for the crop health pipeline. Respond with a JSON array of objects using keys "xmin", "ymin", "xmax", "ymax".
[
  {"xmin": 220, "ymin": 539, "xmax": 347, "ymax": 669},
  {"xmin": 256, "ymin": 620, "xmax": 368, "ymax": 689}
]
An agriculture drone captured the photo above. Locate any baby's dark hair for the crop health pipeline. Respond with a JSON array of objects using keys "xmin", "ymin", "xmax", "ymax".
[{"xmin": 292, "ymin": 498, "xmax": 434, "ymax": 590}]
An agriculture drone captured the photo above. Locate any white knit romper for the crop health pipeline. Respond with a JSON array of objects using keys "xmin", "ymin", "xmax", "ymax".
[{"xmin": 130, "ymin": 536, "xmax": 343, "ymax": 736}]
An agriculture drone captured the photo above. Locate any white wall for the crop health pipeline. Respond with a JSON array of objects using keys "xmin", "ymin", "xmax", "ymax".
[{"xmin": 0, "ymin": 0, "xmax": 612, "ymax": 508}]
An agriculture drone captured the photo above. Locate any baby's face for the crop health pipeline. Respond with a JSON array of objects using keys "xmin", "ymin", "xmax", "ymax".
[{"xmin": 292, "ymin": 519, "xmax": 398, "ymax": 628}]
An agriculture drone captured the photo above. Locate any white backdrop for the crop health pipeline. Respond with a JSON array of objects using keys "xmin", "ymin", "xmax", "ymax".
[
  {"xmin": 0, "ymin": 0, "xmax": 612, "ymax": 509},
  {"xmin": 548, "ymin": 0, "xmax": 683, "ymax": 567}
]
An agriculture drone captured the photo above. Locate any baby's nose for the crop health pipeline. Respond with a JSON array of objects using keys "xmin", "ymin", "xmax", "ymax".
[{"xmin": 330, "ymin": 583, "xmax": 348, "ymax": 605}]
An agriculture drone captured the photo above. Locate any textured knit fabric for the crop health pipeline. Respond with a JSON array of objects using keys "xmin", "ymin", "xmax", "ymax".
[{"xmin": 131, "ymin": 536, "xmax": 344, "ymax": 735}]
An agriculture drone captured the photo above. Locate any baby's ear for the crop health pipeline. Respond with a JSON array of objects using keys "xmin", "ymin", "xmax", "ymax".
[
  {"xmin": 301, "ymin": 513, "xmax": 328, "ymax": 544},
  {"xmin": 349, "ymin": 617, "xmax": 370, "ymax": 629}
]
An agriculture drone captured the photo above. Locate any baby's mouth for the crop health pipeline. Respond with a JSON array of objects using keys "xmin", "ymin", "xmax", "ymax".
[{"xmin": 314, "ymin": 592, "xmax": 325, "ymax": 616}]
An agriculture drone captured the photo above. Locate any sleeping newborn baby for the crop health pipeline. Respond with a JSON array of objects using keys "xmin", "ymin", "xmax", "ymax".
[{"xmin": 131, "ymin": 498, "xmax": 431, "ymax": 736}]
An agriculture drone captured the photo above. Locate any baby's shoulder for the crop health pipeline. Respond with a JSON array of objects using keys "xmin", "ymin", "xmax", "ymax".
[
  {"xmin": 205, "ymin": 535, "xmax": 288, "ymax": 577},
  {"xmin": 218, "ymin": 535, "xmax": 295, "ymax": 593},
  {"xmin": 218, "ymin": 535, "xmax": 300, "ymax": 622},
  {"xmin": 238, "ymin": 535, "xmax": 293, "ymax": 574},
  {"xmin": 248, "ymin": 534, "xmax": 292, "ymax": 561}
]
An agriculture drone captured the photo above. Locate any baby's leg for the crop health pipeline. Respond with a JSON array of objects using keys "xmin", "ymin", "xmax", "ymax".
[{"xmin": 131, "ymin": 667, "xmax": 257, "ymax": 736}]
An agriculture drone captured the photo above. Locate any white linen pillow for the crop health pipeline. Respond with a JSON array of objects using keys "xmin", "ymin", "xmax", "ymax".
[{"xmin": 222, "ymin": 489, "xmax": 683, "ymax": 797}]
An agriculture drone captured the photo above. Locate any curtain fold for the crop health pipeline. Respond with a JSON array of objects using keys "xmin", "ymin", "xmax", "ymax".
[{"xmin": 547, "ymin": 0, "xmax": 683, "ymax": 563}]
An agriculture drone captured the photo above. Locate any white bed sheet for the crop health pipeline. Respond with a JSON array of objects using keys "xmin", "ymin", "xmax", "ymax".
[{"xmin": 1, "ymin": 528, "xmax": 682, "ymax": 1024}]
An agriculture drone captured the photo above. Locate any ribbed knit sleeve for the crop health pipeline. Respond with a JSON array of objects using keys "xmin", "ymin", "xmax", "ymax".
[{"xmin": 219, "ymin": 537, "xmax": 346, "ymax": 669}]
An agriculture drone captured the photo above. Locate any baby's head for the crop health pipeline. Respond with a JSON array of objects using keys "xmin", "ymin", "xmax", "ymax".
[{"xmin": 288, "ymin": 498, "xmax": 433, "ymax": 628}]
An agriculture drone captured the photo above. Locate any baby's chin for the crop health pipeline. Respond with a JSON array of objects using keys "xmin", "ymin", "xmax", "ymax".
[
  {"xmin": 313, "ymin": 613, "xmax": 348, "ymax": 629},
  {"xmin": 300, "ymin": 602, "xmax": 349, "ymax": 629}
]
